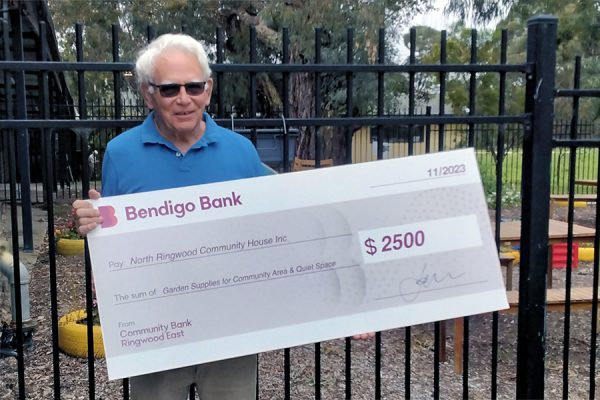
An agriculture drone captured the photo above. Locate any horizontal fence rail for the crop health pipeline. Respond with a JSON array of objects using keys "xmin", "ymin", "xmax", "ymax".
[{"xmin": 0, "ymin": 60, "xmax": 534, "ymax": 74}]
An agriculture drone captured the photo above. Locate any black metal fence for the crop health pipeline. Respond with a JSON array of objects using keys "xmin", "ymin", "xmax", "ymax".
[
  {"xmin": 3, "ymin": 119, "xmax": 597, "ymax": 215},
  {"xmin": 550, "ymin": 54, "xmax": 600, "ymax": 399},
  {"xmin": 1, "ymin": 11, "xmax": 599, "ymax": 400}
]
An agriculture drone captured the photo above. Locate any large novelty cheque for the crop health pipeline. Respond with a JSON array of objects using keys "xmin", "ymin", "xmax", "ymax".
[{"xmin": 87, "ymin": 148, "xmax": 508, "ymax": 379}]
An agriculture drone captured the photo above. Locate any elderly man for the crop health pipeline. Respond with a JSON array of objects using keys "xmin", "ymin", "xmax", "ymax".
[
  {"xmin": 75, "ymin": 32, "xmax": 375, "ymax": 399},
  {"xmin": 74, "ymin": 33, "xmax": 266, "ymax": 400}
]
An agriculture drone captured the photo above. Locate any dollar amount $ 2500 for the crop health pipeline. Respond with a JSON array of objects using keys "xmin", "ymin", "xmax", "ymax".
[{"xmin": 363, "ymin": 230, "xmax": 425, "ymax": 256}]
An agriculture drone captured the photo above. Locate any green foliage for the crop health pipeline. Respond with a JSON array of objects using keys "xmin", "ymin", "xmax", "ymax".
[
  {"xmin": 410, "ymin": 23, "xmax": 526, "ymax": 117},
  {"xmin": 47, "ymin": 0, "xmax": 436, "ymax": 160},
  {"xmin": 53, "ymin": 202, "xmax": 83, "ymax": 240},
  {"xmin": 478, "ymin": 151, "xmax": 523, "ymax": 207},
  {"xmin": 477, "ymin": 147, "xmax": 600, "ymax": 208},
  {"xmin": 501, "ymin": 0, "xmax": 600, "ymax": 120},
  {"xmin": 48, "ymin": 0, "xmax": 434, "ymax": 118},
  {"xmin": 443, "ymin": 0, "xmax": 600, "ymax": 121},
  {"xmin": 445, "ymin": 0, "xmax": 516, "ymax": 26},
  {"xmin": 550, "ymin": 147, "xmax": 599, "ymax": 193},
  {"xmin": 485, "ymin": 184, "xmax": 522, "ymax": 208}
]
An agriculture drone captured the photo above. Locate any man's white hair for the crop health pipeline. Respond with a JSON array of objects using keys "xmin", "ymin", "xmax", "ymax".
[{"xmin": 135, "ymin": 33, "xmax": 212, "ymax": 91}]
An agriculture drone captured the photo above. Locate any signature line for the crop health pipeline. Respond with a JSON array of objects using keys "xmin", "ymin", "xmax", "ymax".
[
  {"xmin": 373, "ymin": 279, "xmax": 488, "ymax": 301},
  {"xmin": 370, "ymin": 172, "xmax": 467, "ymax": 189}
]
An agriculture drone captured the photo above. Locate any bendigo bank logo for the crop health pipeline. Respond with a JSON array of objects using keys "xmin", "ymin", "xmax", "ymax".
[{"xmin": 98, "ymin": 206, "xmax": 118, "ymax": 228}]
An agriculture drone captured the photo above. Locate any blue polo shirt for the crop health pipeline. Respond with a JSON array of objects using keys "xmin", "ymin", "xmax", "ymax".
[{"xmin": 101, "ymin": 112, "xmax": 268, "ymax": 196}]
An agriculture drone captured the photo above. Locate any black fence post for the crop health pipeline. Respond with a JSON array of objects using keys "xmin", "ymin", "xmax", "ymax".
[
  {"xmin": 314, "ymin": 28, "xmax": 322, "ymax": 168},
  {"xmin": 10, "ymin": 6, "xmax": 33, "ymax": 251},
  {"xmin": 216, "ymin": 27, "xmax": 224, "ymax": 118},
  {"xmin": 516, "ymin": 15, "xmax": 557, "ymax": 399},
  {"xmin": 282, "ymin": 28, "xmax": 291, "ymax": 173},
  {"xmin": 345, "ymin": 28, "xmax": 354, "ymax": 166}
]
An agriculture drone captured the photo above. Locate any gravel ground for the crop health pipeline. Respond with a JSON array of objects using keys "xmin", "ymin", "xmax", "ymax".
[{"xmin": 1, "ymin": 201, "xmax": 598, "ymax": 399}]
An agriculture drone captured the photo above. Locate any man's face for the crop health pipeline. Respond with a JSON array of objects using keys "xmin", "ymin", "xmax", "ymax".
[{"xmin": 143, "ymin": 49, "xmax": 212, "ymax": 138}]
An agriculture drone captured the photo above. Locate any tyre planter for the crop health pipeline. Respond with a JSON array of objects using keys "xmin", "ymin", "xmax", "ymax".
[
  {"xmin": 56, "ymin": 238, "xmax": 85, "ymax": 256},
  {"xmin": 553, "ymin": 200, "xmax": 587, "ymax": 208},
  {"xmin": 579, "ymin": 247, "xmax": 594, "ymax": 262},
  {"xmin": 58, "ymin": 309, "xmax": 104, "ymax": 358}
]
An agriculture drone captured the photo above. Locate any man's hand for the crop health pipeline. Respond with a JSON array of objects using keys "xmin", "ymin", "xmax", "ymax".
[
  {"xmin": 73, "ymin": 189, "xmax": 102, "ymax": 236},
  {"xmin": 352, "ymin": 332, "xmax": 376, "ymax": 340}
]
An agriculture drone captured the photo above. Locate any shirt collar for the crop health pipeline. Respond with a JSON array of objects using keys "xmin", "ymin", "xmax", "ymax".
[{"xmin": 140, "ymin": 111, "xmax": 220, "ymax": 150}]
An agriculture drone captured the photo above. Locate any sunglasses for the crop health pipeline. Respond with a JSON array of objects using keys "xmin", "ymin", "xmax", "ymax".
[{"xmin": 148, "ymin": 81, "xmax": 207, "ymax": 97}]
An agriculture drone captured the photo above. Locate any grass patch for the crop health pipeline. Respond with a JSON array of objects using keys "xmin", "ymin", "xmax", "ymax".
[{"xmin": 476, "ymin": 148, "xmax": 598, "ymax": 207}]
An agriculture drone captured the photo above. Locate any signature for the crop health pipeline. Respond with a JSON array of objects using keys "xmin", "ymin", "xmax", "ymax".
[{"xmin": 398, "ymin": 263, "xmax": 466, "ymax": 302}]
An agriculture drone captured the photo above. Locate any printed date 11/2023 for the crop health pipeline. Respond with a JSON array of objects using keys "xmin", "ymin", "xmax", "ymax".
[{"xmin": 427, "ymin": 163, "xmax": 466, "ymax": 177}]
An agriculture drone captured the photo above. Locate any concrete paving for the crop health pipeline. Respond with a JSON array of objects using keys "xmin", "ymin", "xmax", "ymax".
[
  {"xmin": 0, "ymin": 201, "xmax": 48, "ymax": 266},
  {"xmin": 0, "ymin": 201, "xmax": 48, "ymax": 325}
]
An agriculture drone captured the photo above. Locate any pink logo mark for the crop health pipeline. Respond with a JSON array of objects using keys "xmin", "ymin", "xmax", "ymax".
[{"xmin": 98, "ymin": 206, "xmax": 118, "ymax": 228}]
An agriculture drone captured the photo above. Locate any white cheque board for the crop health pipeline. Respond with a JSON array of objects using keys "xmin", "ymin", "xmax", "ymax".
[{"xmin": 87, "ymin": 148, "xmax": 508, "ymax": 380}]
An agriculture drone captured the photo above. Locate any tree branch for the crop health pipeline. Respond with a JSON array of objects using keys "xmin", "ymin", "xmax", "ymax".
[{"xmin": 236, "ymin": 10, "xmax": 281, "ymax": 49}]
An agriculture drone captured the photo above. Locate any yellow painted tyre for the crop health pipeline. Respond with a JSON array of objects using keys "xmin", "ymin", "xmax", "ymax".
[
  {"xmin": 56, "ymin": 239, "xmax": 85, "ymax": 256},
  {"xmin": 579, "ymin": 247, "xmax": 594, "ymax": 262},
  {"xmin": 553, "ymin": 200, "xmax": 588, "ymax": 208},
  {"xmin": 58, "ymin": 309, "xmax": 104, "ymax": 358}
]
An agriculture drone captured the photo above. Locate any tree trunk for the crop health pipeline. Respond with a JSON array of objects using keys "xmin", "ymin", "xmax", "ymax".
[{"xmin": 290, "ymin": 59, "xmax": 316, "ymax": 160}]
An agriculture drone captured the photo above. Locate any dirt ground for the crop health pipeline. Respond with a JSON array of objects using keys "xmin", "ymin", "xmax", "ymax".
[{"xmin": 0, "ymin": 201, "xmax": 599, "ymax": 399}]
